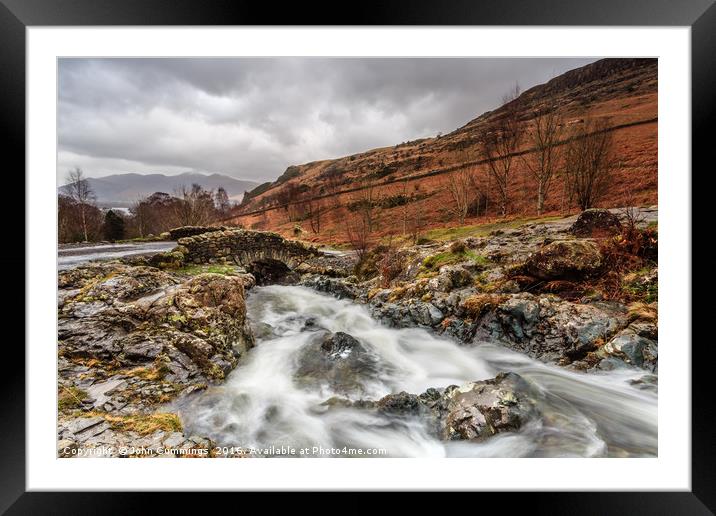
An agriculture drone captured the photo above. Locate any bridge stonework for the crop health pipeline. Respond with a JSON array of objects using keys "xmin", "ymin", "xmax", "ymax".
[{"xmin": 175, "ymin": 229, "xmax": 319, "ymax": 269}]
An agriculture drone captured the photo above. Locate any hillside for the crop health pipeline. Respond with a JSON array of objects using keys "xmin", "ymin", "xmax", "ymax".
[
  {"xmin": 230, "ymin": 58, "xmax": 657, "ymax": 244},
  {"xmin": 60, "ymin": 172, "xmax": 258, "ymax": 207}
]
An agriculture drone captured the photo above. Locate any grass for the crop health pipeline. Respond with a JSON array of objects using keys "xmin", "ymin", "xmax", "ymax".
[
  {"xmin": 124, "ymin": 364, "xmax": 169, "ymax": 382},
  {"xmin": 58, "ymin": 385, "xmax": 89, "ymax": 411},
  {"xmin": 622, "ymin": 267, "xmax": 658, "ymax": 303},
  {"xmin": 174, "ymin": 264, "xmax": 238, "ymax": 276},
  {"xmin": 460, "ymin": 293, "xmax": 508, "ymax": 318},
  {"xmin": 421, "ymin": 249, "xmax": 490, "ymax": 272},
  {"xmin": 77, "ymin": 411, "xmax": 183, "ymax": 435},
  {"xmin": 627, "ymin": 301, "xmax": 658, "ymax": 324},
  {"xmin": 422, "ymin": 214, "xmax": 564, "ymax": 242}
]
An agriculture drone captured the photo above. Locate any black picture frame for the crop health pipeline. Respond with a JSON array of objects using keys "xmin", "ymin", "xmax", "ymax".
[{"xmin": 3, "ymin": 0, "xmax": 711, "ymax": 512}]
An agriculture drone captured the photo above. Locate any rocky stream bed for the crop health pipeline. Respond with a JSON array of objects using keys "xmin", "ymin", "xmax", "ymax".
[{"xmin": 57, "ymin": 208, "xmax": 658, "ymax": 458}]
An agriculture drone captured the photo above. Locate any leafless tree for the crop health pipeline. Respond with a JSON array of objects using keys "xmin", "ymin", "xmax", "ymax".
[
  {"xmin": 215, "ymin": 186, "xmax": 231, "ymax": 215},
  {"xmin": 407, "ymin": 198, "xmax": 426, "ymax": 245},
  {"xmin": 524, "ymin": 108, "xmax": 563, "ymax": 215},
  {"xmin": 446, "ymin": 167, "xmax": 475, "ymax": 225},
  {"xmin": 307, "ymin": 199, "xmax": 322, "ymax": 234},
  {"xmin": 483, "ymin": 85, "xmax": 522, "ymax": 216},
  {"xmin": 352, "ymin": 179, "xmax": 378, "ymax": 233},
  {"xmin": 64, "ymin": 167, "xmax": 96, "ymax": 242},
  {"xmin": 399, "ymin": 180, "xmax": 410, "ymax": 236},
  {"xmin": 174, "ymin": 183, "xmax": 216, "ymax": 226},
  {"xmin": 130, "ymin": 196, "xmax": 149, "ymax": 238},
  {"xmin": 345, "ymin": 213, "xmax": 371, "ymax": 263},
  {"xmin": 563, "ymin": 118, "xmax": 615, "ymax": 211},
  {"xmin": 58, "ymin": 194, "xmax": 102, "ymax": 243}
]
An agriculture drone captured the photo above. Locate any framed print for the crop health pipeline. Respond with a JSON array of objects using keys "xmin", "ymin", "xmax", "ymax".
[{"xmin": 3, "ymin": 0, "xmax": 713, "ymax": 511}]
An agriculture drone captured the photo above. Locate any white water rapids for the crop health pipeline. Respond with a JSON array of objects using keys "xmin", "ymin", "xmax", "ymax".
[{"xmin": 178, "ymin": 285, "xmax": 657, "ymax": 458}]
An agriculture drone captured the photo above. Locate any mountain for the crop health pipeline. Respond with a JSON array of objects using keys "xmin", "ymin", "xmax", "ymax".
[
  {"xmin": 60, "ymin": 172, "xmax": 259, "ymax": 207},
  {"xmin": 232, "ymin": 58, "xmax": 658, "ymax": 242}
]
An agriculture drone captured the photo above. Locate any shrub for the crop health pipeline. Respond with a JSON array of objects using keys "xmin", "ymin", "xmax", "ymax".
[{"xmin": 377, "ymin": 247, "xmax": 405, "ymax": 287}]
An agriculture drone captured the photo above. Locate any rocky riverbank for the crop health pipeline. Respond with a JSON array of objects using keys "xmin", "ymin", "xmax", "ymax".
[
  {"xmin": 57, "ymin": 207, "xmax": 658, "ymax": 457},
  {"xmin": 298, "ymin": 207, "xmax": 658, "ymax": 373},
  {"xmin": 57, "ymin": 262, "xmax": 255, "ymax": 457}
]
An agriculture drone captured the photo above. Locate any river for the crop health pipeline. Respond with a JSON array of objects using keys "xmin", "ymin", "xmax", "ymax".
[
  {"xmin": 58, "ymin": 241, "xmax": 177, "ymax": 270},
  {"xmin": 179, "ymin": 285, "xmax": 658, "ymax": 458}
]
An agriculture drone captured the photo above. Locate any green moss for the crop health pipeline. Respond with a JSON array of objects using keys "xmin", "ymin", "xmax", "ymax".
[
  {"xmin": 422, "ymin": 214, "xmax": 564, "ymax": 242},
  {"xmin": 168, "ymin": 313, "xmax": 187, "ymax": 324},
  {"xmin": 58, "ymin": 385, "xmax": 89, "ymax": 411},
  {"xmin": 421, "ymin": 249, "xmax": 491, "ymax": 271},
  {"xmin": 174, "ymin": 264, "xmax": 238, "ymax": 276}
]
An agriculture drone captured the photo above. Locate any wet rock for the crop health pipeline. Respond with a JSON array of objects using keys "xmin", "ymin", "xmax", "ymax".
[
  {"xmin": 373, "ymin": 373, "xmax": 538, "ymax": 442},
  {"xmin": 569, "ymin": 209, "xmax": 622, "ymax": 237},
  {"xmin": 439, "ymin": 373, "xmax": 538, "ymax": 441},
  {"xmin": 629, "ymin": 374, "xmax": 658, "ymax": 393},
  {"xmin": 294, "ymin": 332, "xmax": 379, "ymax": 395},
  {"xmin": 57, "ymin": 263, "xmax": 255, "ymax": 454},
  {"xmin": 377, "ymin": 392, "xmax": 424, "ymax": 416},
  {"xmin": 78, "ymin": 266, "xmax": 179, "ymax": 303},
  {"xmin": 298, "ymin": 275, "xmax": 359, "ymax": 299},
  {"xmin": 409, "ymin": 302, "xmax": 444, "ymax": 326},
  {"xmin": 472, "ymin": 293, "xmax": 626, "ymax": 364},
  {"xmin": 598, "ymin": 329, "xmax": 658, "ymax": 371}
]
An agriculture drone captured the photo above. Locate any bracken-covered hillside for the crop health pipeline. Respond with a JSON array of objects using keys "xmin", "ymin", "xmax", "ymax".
[{"xmin": 229, "ymin": 58, "xmax": 657, "ymax": 244}]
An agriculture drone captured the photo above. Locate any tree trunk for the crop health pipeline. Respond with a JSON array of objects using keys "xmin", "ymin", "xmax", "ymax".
[
  {"xmin": 537, "ymin": 183, "xmax": 544, "ymax": 216},
  {"xmin": 81, "ymin": 204, "xmax": 88, "ymax": 242}
]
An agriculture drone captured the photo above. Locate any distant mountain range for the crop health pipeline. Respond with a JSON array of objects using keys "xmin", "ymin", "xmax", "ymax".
[{"xmin": 59, "ymin": 172, "xmax": 259, "ymax": 207}]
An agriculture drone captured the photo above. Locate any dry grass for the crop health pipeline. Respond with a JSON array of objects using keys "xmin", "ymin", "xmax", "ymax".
[
  {"xmin": 461, "ymin": 293, "xmax": 507, "ymax": 318},
  {"xmin": 92, "ymin": 412, "xmax": 184, "ymax": 435},
  {"xmin": 627, "ymin": 301, "xmax": 658, "ymax": 324},
  {"xmin": 58, "ymin": 385, "xmax": 89, "ymax": 411}
]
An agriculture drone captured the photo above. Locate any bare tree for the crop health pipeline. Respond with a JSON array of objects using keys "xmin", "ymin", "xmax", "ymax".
[
  {"xmin": 563, "ymin": 118, "xmax": 615, "ymax": 211},
  {"xmin": 446, "ymin": 168, "xmax": 475, "ymax": 225},
  {"xmin": 345, "ymin": 213, "xmax": 371, "ymax": 263},
  {"xmin": 174, "ymin": 183, "xmax": 216, "ymax": 226},
  {"xmin": 307, "ymin": 199, "xmax": 322, "ymax": 234},
  {"xmin": 524, "ymin": 108, "xmax": 563, "ymax": 215},
  {"xmin": 352, "ymin": 180, "xmax": 378, "ymax": 233},
  {"xmin": 130, "ymin": 196, "xmax": 148, "ymax": 238},
  {"xmin": 407, "ymin": 198, "xmax": 426, "ymax": 245},
  {"xmin": 483, "ymin": 85, "xmax": 522, "ymax": 216},
  {"xmin": 64, "ymin": 167, "xmax": 95, "ymax": 242},
  {"xmin": 215, "ymin": 186, "xmax": 231, "ymax": 215}
]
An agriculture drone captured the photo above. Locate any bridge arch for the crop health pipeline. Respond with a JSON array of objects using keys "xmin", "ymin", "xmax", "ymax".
[{"xmin": 174, "ymin": 229, "xmax": 319, "ymax": 281}]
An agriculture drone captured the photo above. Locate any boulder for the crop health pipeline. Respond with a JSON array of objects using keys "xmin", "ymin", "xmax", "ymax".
[
  {"xmin": 294, "ymin": 332, "xmax": 378, "ymax": 395},
  {"xmin": 439, "ymin": 372, "xmax": 539, "ymax": 441},
  {"xmin": 374, "ymin": 373, "xmax": 539, "ymax": 442},
  {"xmin": 472, "ymin": 293, "xmax": 627, "ymax": 364},
  {"xmin": 598, "ymin": 328, "xmax": 658, "ymax": 371},
  {"xmin": 569, "ymin": 209, "xmax": 622, "ymax": 237},
  {"xmin": 427, "ymin": 265, "xmax": 474, "ymax": 293},
  {"xmin": 58, "ymin": 265, "xmax": 254, "ymax": 402}
]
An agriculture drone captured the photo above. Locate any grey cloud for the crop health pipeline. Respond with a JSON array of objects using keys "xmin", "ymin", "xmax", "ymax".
[{"xmin": 58, "ymin": 57, "xmax": 598, "ymax": 183}]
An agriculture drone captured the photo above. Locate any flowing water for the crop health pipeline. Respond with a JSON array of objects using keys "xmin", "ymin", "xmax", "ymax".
[
  {"xmin": 179, "ymin": 285, "xmax": 658, "ymax": 458},
  {"xmin": 58, "ymin": 241, "xmax": 177, "ymax": 270}
]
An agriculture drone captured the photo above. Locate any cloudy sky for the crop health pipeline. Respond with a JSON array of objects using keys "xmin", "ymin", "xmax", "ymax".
[{"xmin": 58, "ymin": 57, "xmax": 598, "ymax": 184}]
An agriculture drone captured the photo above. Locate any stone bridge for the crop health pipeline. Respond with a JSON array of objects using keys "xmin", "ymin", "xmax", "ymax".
[{"xmin": 175, "ymin": 229, "xmax": 320, "ymax": 273}]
